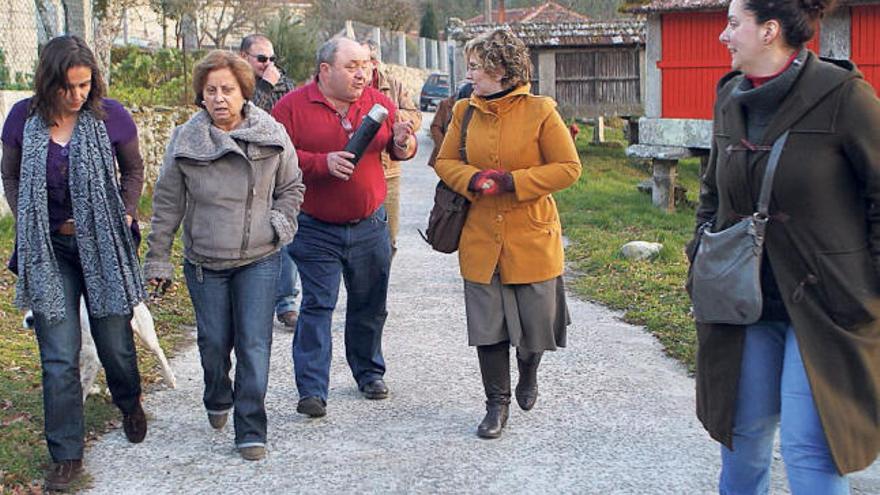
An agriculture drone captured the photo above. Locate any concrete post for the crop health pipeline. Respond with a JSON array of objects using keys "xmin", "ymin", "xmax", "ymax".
[
  {"xmin": 430, "ymin": 39, "xmax": 440, "ymax": 70},
  {"xmin": 396, "ymin": 33, "xmax": 407, "ymax": 66},
  {"xmin": 439, "ymin": 40, "xmax": 449, "ymax": 73},
  {"xmin": 372, "ymin": 27, "xmax": 382, "ymax": 62},
  {"xmin": 652, "ymin": 159, "xmax": 678, "ymax": 212},
  {"xmin": 592, "ymin": 116, "xmax": 606, "ymax": 144},
  {"xmin": 537, "ymin": 51, "xmax": 555, "ymax": 98},
  {"xmin": 418, "ymin": 37, "xmax": 427, "ymax": 70},
  {"xmin": 484, "ymin": 0, "xmax": 493, "ymax": 23},
  {"xmin": 345, "ymin": 20, "xmax": 354, "ymax": 39}
]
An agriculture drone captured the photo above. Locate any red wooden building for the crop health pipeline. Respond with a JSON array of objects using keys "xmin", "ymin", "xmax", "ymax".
[{"xmin": 625, "ymin": 0, "xmax": 880, "ymax": 211}]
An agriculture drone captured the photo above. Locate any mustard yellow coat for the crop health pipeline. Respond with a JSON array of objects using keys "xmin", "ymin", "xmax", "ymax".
[{"xmin": 435, "ymin": 84, "xmax": 581, "ymax": 285}]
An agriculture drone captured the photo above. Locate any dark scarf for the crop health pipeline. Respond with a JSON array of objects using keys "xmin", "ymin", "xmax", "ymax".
[
  {"xmin": 16, "ymin": 110, "xmax": 146, "ymax": 324},
  {"xmin": 731, "ymin": 48, "xmax": 808, "ymax": 142}
]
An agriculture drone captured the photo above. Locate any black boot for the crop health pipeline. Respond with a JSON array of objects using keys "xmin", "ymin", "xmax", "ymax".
[
  {"xmin": 515, "ymin": 349, "xmax": 543, "ymax": 411},
  {"xmin": 476, "ymin": 342, "xmax": 511, "ymax": 439}
]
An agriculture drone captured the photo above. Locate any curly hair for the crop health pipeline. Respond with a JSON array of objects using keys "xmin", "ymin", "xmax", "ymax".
[
  {"xmin": 745, "ymin": 0, "xmax": 838, "ymax": 48},
  {"xmin": 192, "ymin": 50, "xmax": 256, "ymax": 108},
  {"xmin": 30, "ymin": 35, "xmax": 106, "ymax": 124},
  {"xmin": 464, "ymin": 29, "xmax": 531, "ymax": 89}
]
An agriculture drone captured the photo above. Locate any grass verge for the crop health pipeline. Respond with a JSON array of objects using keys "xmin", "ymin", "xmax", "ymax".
[
  {"xmin": 556, "ymin": 125, "xmax": 701, "ymax": 370},
  {"xmin": 0, "ymin": 214, "xmax": 193, "ymax": 492}
]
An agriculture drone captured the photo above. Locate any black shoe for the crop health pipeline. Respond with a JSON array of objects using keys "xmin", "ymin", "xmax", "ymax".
[
  {"xmin": 515, "ymin": 351, "xmax": 542, "ymax": 411},
  {"xmin": 359, "ymin": 379, "xmax": 389, "ymax": 400},
  {"xmin": 477, "ymin": 402, "xmax": 509, "ymax": 439},
  {"xmin": 45, "ymin": 459, "xmax": 83, "ymax": 491},
  {"xmin": 297, "ymin": 397, "xmax": 326, "ymax": 417},
  {"xmin": 123, "ymin": 403, "xmax": 147, "ymax": 443}
]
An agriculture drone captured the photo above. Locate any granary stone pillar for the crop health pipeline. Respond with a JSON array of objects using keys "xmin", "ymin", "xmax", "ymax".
[
  {"xmin": 372, "ymin": 27, "xmax": 382, "ymax": 63},
  {"xmin": 820, "ymin": 8, "xmax": 851, "ymax": 59},
  {"xmin": 418, "ymin": 37, "xmax": 427, "ymax": 70},
  {"xmin": 645, "ymin": 15, "xmax": 662, "ymax": 118}
]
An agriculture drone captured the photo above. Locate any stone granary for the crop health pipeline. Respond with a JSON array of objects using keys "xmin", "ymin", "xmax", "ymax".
[
  {"xmin": 447, "ymin": 2, "xmax": 646, "ymax": 121},
  {"xmin": 624, "ymin": 0, "xmax": 880, "ymax": 211}
]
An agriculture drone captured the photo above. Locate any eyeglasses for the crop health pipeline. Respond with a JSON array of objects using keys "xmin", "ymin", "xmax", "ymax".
[
  {"xmin": 466, "ymin": 62, "xmax": 483, "ymax": 72},
  {"xmin": 339, "ymin": 115, "xmax": 354, "ymax": 138},
  {"xmin": 249, "ymin": 53, "xmax": 276, "ymax": 63}
]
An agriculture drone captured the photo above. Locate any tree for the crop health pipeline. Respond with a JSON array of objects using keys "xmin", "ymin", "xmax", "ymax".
[
  {"xmin": 311, "ymin": 0, "xmax": 418, "ymax": 33},
  {"xmin": 420, "ymin": 3, "xmax": 438, "ymax": 39},
  {"xmin": 198, "ymin": 0, "xmax": 272, "ymax": 49},
  {"xmin": 264, "ymin": 9, "xmax": 320, "ymax": 83}
]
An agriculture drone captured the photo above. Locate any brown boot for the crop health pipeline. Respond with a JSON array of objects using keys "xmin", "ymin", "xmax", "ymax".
[{"xmin": 45, "ymin": 459, "xmax": 83, "ymax": 492}]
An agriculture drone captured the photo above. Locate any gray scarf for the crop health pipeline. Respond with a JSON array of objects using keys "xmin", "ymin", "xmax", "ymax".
[{"xmin": 16, "ymin": 110, "xmax": 146, "ymax": 324}]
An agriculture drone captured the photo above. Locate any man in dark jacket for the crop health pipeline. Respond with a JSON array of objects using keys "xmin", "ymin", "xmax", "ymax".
[
  {"xmin": 240, "ymin": 34, "xmax": 296, "ymax": 114},
  {"xmin": 240, "ymin": 33, "xmax": 300, "ymax": 329}
]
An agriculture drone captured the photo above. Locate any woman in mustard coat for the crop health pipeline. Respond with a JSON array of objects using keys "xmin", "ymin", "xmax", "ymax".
[{"xmin": 435, "ymin": 28, "xmax": 581, "ymax": 439}]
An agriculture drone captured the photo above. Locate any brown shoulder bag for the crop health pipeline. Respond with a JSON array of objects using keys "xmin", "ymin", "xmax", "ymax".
[{"xmin": 419, "ymin": 105, "xmax": 475, "ymax": 254}]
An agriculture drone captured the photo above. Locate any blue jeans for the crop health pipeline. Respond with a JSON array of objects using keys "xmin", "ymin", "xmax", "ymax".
[
  {"xmin": 33, "ymin": 234, "xmax": 141, "ymax": 462},
  {"xmin": 184, "ymin": 252, "xmax": 279, "ymax": 448},
  {"xmin": 290, "ymin": 206, "xmax": 391, "ymax": 401},
  {"xmin": 275, "ymin": 245, "xmax": 300, "ymax": 316},
  {"xmin": 719, "ymin": 321, "xmax": 849, "ymax": 495}
]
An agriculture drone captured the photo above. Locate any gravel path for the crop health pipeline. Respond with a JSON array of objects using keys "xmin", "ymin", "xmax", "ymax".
[{"xmin": 83, "ymin": 116, "xmax": 879, "ymax": 494}]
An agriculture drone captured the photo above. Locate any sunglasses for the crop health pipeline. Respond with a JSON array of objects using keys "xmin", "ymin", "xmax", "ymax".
[
  {"xmin": 249, "ymin": 53, "xmax": 277, "ymax": 63},
  {"xmin": 339, "ymin": 115, "xmax": 354, "ymax": 138}
]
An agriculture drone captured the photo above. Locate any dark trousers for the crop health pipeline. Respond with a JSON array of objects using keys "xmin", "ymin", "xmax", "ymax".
[
  {"xmin": 33, "ymin": 234, "xmax": 141, "ymax": 462},
  {"xmin": 184, "ymin": 253, "xmax": 279, "ymax": 447},
  {"xmin": 290, "ymin": 207, "xmax": 391, "ymax": 401}
]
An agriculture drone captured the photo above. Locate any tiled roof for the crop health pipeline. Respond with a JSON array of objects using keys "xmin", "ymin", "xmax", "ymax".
[
  {"xmin": 465, "ymin": 1, "xmax": 590, "ymax": 24},
  {"xmin": 627, "ymin": 0, "xmax": 880, "ymax": 13},
  {"xmin": 450, "ymin": 19, "xmax": 645, "ymax": 47}
]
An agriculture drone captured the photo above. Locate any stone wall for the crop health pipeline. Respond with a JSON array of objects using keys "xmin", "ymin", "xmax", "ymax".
[
  {"xmin": 129, "ymin": 105, "xmax": 196, "ymax": 198},
  {"xmin": 383, "ymin": 64, "xmax": 429, "ymax": 108}
]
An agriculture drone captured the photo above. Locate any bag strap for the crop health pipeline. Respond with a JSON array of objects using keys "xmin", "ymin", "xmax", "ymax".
[
  {"xmin": 756, "ymin": 131, "xmax": 790, "ymax": 217},
  {"xmin": 459, "ymin": 105, "xmax": 474, "ymax": 164}
]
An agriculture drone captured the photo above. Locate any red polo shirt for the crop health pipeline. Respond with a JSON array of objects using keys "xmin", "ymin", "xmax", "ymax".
[{"xmin": 272, "ymin": 81, "xmax": 403, "ymax": 223}]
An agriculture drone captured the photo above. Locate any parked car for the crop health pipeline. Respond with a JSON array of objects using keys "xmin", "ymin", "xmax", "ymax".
[{"xmin": 419, "ymin": 73, "xmax": 450, "ymax": 111}]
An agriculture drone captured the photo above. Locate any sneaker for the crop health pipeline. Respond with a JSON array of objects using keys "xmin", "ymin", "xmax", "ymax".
[
  {"xmin": 45, "ymin": 459, "xmax": 83, "ymax": 491},
  {"xmin": 296, "ymin": 396, "xmax": 326, "ymax": 417},
  {"xmin": 277, "ymin": 311, "xmax": 299, "ymax": 329},
  {"xmin": 239, "ymin": 445, "xmax": 266, "ymax": 461},
  {"xmin": 123, "ymin": 403, "xmax": 147, "ymax": 443},
  {"xmin": 208, "ymin": 412, "xmax": 228, "ymax": 430}
]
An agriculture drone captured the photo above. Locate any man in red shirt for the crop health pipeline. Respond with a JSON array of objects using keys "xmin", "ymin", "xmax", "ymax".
[{"xmin": 272, "ymin": 37, "xmax": 416, "ymax": 417}]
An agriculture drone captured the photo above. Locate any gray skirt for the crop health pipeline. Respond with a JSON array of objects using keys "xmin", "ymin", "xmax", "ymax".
[{"xmin": 464, "ymin": 274, "xmax": 571, "ymax": 352}]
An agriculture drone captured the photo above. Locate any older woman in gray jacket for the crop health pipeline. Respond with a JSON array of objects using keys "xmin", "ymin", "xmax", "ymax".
[{"xmin": 144, "ymin": 50, "xmax": 304, "ymax": 461}]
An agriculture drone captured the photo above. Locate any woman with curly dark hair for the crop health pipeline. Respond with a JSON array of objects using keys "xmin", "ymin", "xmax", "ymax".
[
  {"xmin": 435, "ymin": 29, "xmax": 581, "ymax": 439},
  {"xmin": 1, "ymin": 35, "xmax": 148, "ymax": 490},
  {"xmin": 688, "ymin": 0, "xmax": 880, "ymax": 492}
]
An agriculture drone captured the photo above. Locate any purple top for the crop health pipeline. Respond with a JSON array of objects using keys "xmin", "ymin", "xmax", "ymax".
[{"xmin": 1, "ymin": 97, "xmax": 139, "ymax": 231}]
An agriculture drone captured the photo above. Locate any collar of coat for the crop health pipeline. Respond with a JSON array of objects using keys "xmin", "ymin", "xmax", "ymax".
[
  {"xmin": 468, "ymin": 83, "xmax": 533, "ymax": 114},
  {"xmin": 715, "ymin": 51, "xmax": 862, "ymax": 146},
  {"xmin": 172, "ymin": 102, "xmax": 288, "ymax": 162}
]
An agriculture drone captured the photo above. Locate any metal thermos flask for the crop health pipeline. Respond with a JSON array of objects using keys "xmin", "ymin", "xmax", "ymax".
[{"xmin": 344, "ymin": 104, "xmax": 389, "ymax": 165}]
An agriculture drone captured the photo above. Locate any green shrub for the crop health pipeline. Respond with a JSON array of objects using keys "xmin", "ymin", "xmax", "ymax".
[
  {"xmin": 263, "ymin": 9, "xmax": 320, "ymax": 84},
  {"xmin": 109, "ymin": 47, "xmax": 205, "ymax": 107}
]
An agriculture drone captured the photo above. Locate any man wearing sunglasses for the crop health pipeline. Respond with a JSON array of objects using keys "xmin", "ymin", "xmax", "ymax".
[
  {"xmin": 241, "ymin": 34, "xmax": 300, "ymax": 331},
  {"xmin": 240, "ymin": 34, "xmax": 296, "ymax": 113}
]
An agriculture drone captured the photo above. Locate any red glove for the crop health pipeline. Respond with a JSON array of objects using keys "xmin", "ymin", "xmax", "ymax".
[{"xmin": 468, "ymin": 169, "xmax": 514, "ymax": 196}]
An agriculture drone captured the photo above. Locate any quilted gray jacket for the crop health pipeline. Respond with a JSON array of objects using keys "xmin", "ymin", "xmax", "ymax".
[{"xmin": 144, "ymin": 103, "xmax": 304, "ymax": 279}]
